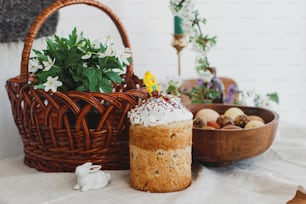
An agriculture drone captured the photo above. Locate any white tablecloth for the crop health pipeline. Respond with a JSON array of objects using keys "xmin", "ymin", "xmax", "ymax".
[{"xmin": 0, "ymin": 121, "xmax": 306, "ymax": 204}]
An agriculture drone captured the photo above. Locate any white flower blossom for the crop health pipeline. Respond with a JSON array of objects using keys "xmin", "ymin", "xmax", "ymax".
[
  {"xmin": 257, "ymin": 95, "xmax": 278, "ymax": 111},
  {"xmin": 239, "ymin": 90, "xmax": 279, "ymax": 111},
  {"xmin": 29, "ymin": 57, "xmax": 42, "ymax": 73},
  {"xmin": 192, "ymin": 43, "xmax": 208, "ymax": 55},
  {"xmin": 159, "ymin": 75, "xmax": 182, "ymax": 95},
  {"xmin": 81, "ymin": 52, "xmax": 92, "ymax": 60},
  {"xmin": 240, "ymin": 91, "xmax": 256, "ymax": 107},
  {"xmin": 198, "ymin": 69, "xmax": 214, "ymax": 83},
  {"xmin": 169, "ymin": 5, "xmax": 177, "ymax": 15},
  {"xmin": 92, "ymin": 39, "xmax": 100, "ymax": 49},
  {"xmin": 42, "ymin": 56, "xmax": 55, "ymax": 71},
  {"xmin": 43, "ymin": 76, "xmax": 62, "ymax": 92},
  {"xmin": 77, "ymin": 46, "xmax": 86, "ymax": 53},
  {"xmin": 97, "ymin": 45, "xmax": 115, "ymax": 58},
  {"xmin": 117, "ymin": 47, "xmax": 132, "ymax": 65},
  {"xmin": 170, "ymin": 0, "xmax": 217, "ymax": 75},
  {"xmin": 105, "ymin": 33, "xmax": 112, "ymax": 42}
]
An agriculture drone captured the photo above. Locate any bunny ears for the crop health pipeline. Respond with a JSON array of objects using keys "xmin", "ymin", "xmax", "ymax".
[{"xmin": 80, "ymin": 162, "xmax": 102, "ymax": 173}]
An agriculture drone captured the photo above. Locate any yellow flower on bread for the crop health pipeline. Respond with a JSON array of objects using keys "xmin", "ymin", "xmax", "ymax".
[{"xmin": 143, "ymin": 71, "xmax": 160, "ymax": 96}]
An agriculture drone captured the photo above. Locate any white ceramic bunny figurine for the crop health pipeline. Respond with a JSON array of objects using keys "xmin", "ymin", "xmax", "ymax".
[{"xmin": 73, "ymin": 162, "xmax": 111, "ymax": 192}]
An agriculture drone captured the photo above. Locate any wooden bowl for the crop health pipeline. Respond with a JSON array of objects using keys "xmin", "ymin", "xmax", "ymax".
[{"xmin": 188, "ymin": 104, "xmax": 279, "ymax": 166}]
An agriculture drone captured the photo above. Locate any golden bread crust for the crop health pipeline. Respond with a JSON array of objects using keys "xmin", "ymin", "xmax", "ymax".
[
  {"xmin": 129, "ymin": 120, "xmax": 192, "ymax": 151},
  {"xmin": 129, "ymin": 120, "xmax": 192, "ymax": 192}
]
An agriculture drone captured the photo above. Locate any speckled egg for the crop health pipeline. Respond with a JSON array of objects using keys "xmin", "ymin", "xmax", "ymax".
[
  {"xmin": 234, "ymin": 114, "xmax": 249, "ymax": 128},
  {"xmin": 216, "ymin": 115, "xmax": 234, "ymax": 127},
  {"xmin": 193, "ymin": 117, "xmax": 207, "ymax": 128}
]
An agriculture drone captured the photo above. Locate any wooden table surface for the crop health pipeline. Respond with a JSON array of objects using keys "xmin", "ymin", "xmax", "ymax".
[{"xmin": 288, "ymin": 191, "xmax": 306, "ymax": 204}]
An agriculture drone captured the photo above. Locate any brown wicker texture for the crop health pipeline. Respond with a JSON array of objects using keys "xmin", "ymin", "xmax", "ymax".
[{"xmin": 5, "ymin": 0, "xmax": 148, "ymax": 172}]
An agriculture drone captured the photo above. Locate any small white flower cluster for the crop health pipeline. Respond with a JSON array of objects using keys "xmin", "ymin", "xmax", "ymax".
[
  {"xmin": 239, "ymin": 90, "xmax": 279, "ymax": 111},
  {"xmin": 29, "ymin": 56, "xmax": 55, "ymax": 73},
  {"xmin": 170, "ymin": 0, "xmax": 215, "ymax": 54},
  {"xmin": 159, "ymin": 75, "xmax": 182, "ymax": 96},
  {"xmin": 197, "ymin": 69, "xmax": 214, "ymax": 83},
  {"xmin": 80, "ymin": 36, "xmax": 132, "ymax": 67},
  {"xmin": 78, "ymin": 34, "xmax": 132, "ymax": 67},
  {"xmin": 29, "ymin": 56, "xmax": 62, "ymax": 93},
  {"xmin": 170, "ymin": 0, "xmax": 217, "ymax": 82},
  {"xmin": 42, "ymin": 76, "xmax": 63, "ymax": 93},
  {"xmin": 194, "ymin": 56, "xmax": 213, "ymax": 82},
  {"xmin": 170, "ymin": 0, "xmax": 197, "ymax": 36},
  {"xmin": 80, "ymin": 46, "xmax": 131, "ymax": 67}
]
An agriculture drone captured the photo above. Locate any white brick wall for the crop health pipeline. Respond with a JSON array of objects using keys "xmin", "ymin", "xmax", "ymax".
[{"xmin": 1, "ymin": 0, "xmax": 306, "ymax": 158}]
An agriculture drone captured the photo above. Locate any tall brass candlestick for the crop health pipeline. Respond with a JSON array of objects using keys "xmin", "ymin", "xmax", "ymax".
[{"xmin": 172, "ymin": 34, "xmax": 187, "ymax": 76}]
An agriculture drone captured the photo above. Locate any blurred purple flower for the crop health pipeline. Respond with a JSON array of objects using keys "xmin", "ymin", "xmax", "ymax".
[
  {"xmin": 206, "ymin": 82, "xmax": 213, "ymax": 89},
  {"xmin": 197, "ymin": 79, "xmax": 204, "ymax": 86},
  {"xmin": 224, "ymin": 84, "xmax": 239, "ymax": 104}
]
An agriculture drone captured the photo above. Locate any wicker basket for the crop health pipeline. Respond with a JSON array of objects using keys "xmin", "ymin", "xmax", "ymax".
[{"xmin": 5, "ymin": 0, "xmax": 148, "ymax": 172}]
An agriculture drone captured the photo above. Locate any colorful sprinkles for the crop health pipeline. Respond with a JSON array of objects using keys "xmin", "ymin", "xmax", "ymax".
[{"xmin": 128, "ymin": 95, "xmax": 192, "ymax": 126}]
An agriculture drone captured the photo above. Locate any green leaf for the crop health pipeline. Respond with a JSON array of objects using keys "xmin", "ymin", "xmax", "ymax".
[
  {"xmin": 35, "ymin": 67, "xmax": 59, "ymax": 83},
  {"xmin": 101, "ymin": 56, "xmax": 123, "ymax": 69},
  {"xmin": 33, "ymin": 49, "xmax": 48, "ymax": 61},
  {"xmin": 55, "ymin": 35, "xmax": 68, "ymax": 51},
  {"xmin": 76, "ymin": 65, "xmax": 83, "ymax": 76},
  {"xmin": 32, "ymin": 49, "xmax": 43, "ymax": 56},
  {"xmin": 35, "ymin": 84, "xmax": 46, "ymax": 90},
  {"xmin": 99, "ymin": 79, "xmax": 113, "ymax": 93},
  {"xmin": 192, "ymin": 99, "xmax": 203, "ymax": 104},
  {"xmin": 99, "ymin": 43, "xmax": 106, "ymax": 52},
  {"xmin": 104, "ymin": 71, "xmax": 122, "ymax": 84},
  {"xmin": 69, "ymin": 27, "xmax": 78, "ymax": 45},
  {"xmin": 76, "ymin": 85, "xmax": 87, "ymax": 92},
  {"xmin": 71, "ymin": 72, "xmax": 83, "ymax": 82},
  {"xmin": 82, "ymin": 68, "xmax": 97, "ymax": 92},
  {"xmin": 267, "ymin": 93, "xmax": 279, "ymax": 104},
  {"xmin": 66, "ymin": 54, "xmax": 81, "ymax": 66},
  {"xmin": 65, "ymin": 48, "xmax": 82, "ymax": 66},
  {"xmin": 46, "ymin": 38, "xmax": 56, "ymax": 52},
  {"xmin": 191, "ymin": 87, "xmax": 199, "ymax": 94},
  {"xmin": 207, "ymin": 90, "xmax": 220, "ymax": 99}
]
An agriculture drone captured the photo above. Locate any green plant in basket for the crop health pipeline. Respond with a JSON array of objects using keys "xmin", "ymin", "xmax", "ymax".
[
  {"xmin": 182, "ymin": 79, "xmax": 221, "ymax": 104},
  {"xmin": 29, "ymin": 27, "xmax": 132, "ymax": 93}
]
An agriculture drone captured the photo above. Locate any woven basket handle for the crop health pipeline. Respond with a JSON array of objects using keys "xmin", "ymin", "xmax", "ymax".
[{"xmin": 20, "ymin": 0, "xmax": 133, "ymax": 85}]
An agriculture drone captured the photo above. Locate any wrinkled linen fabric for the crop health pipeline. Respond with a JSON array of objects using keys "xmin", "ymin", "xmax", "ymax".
[{"xmin": 0, "ymin": 120, "xmax": 305, "ymax": 204}]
